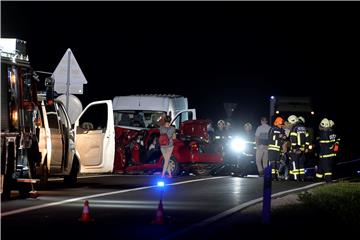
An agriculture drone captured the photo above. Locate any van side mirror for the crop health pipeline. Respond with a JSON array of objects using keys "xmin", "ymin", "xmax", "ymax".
[{"xmin": 45, "ymin": 77, "xmax": 55, "ymax": 105}]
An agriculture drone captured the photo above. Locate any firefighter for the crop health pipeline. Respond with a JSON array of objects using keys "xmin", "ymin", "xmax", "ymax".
[
  {"xmin": 214, "ymin": 119, "xmax": 228, "ymax": 142},
  {"xmin": 268, "ymin": 117, "xmax": 286, "ymax": 180},
  {"xmin": 298, "ymin": 116, "xmax": 313, "ymax": 151},
  {"xmin": 238, "ymin": 122, "xmax": 257, "ymax": 176},
  {"xmin": 288, "ymin": 115, "xmax": 307, "ymax": 181},
  {"xmin": 329, "ymin": 120, "xmax": 340, "ymax": 157},
  {"xmin": 243, "ymin": 122, "xmax": 256, "ymax": 156},
  {"xmin": 316, "ymin": 118, "xmax": 337, "ymax": 183}
]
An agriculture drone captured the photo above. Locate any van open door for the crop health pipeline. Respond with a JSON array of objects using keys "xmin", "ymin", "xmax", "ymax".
[
  {"xmin": 74, "ymin": 100, "xmax": 115, "ymax": 173},
  {"xmin": 171, "ymin": 109, "xmax": 196, "ymax": 129}
]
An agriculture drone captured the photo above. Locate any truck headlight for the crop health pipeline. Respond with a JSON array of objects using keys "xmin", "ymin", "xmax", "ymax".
[{"xmin": 231, "ymin": 137, "xmax": 246, "ymax": 153}]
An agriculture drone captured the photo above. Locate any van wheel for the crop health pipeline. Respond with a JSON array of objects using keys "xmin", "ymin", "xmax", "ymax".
[
  {"xmin": 64, "ymin": 157, "xmax": 79, "ymax": 187},
  {"xmin": 168, "ymin": 156, "xmax": 180, "ymax": 176}
]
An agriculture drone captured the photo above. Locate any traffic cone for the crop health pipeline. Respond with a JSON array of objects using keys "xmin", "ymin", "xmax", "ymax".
[
  {"xmin": 79, "ymin": 200, "xmax": 92, "ymax": 222},
  {"xmin": 152, "ymin": 199, "xmax": 164, "ymax": 224}
]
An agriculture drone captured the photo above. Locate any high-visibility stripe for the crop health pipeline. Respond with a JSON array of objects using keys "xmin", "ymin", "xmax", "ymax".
[
  {"xmin": 324, "ymin": 172, "xmax": 332, "ymax": 176},
  {"xmin": 290, "ymin": 132, "xmax": 297, "ymax": 136},
  {"xmin": 297, "ymin": 134, "xmax": 301, "ymax": 145},
  {"xmin": 320, "ymin": 140, "xmax": 336, "ymax": 143},
  {"xmin": 320, "ymin": 153, "xmax": 336, "ymax": 158},
  {"xmin": 316, "ymin": 173, "xmax": 323, "ymax": 178},
  {"xmin": 268, "ymin": 144, "xmax": 280, "ymax": 148},
  {"xmin": 268, "ymin": 148, "xmax": 280, "ymax": 151}
]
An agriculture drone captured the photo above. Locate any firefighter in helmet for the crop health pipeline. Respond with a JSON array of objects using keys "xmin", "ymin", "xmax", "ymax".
[
  {"xmin": 329, "ymin": 120, "xmax": 340, "ymax": 157},
  {"xmin": 243, "ymin": 122, "xmax": 256, "ymax": 156},
  {"xmin": 316, "ymin": 118, "xmax": 337, "ymax": 183},
  {"xmin": 288, "ymin": 115, "xmax": 307, "ymax": 181},
  {"xmin": 268, "ymin": 117, "xmax": 286, "ymax": 180},
  {"xmin": 214, "ymin": 119, "xmax": 227, "ymax": 141}
]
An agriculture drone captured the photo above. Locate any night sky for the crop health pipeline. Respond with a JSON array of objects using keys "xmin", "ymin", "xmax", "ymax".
[{"xmin": 2, "ymin": 1, "xmax": 360, "ymax": 159}]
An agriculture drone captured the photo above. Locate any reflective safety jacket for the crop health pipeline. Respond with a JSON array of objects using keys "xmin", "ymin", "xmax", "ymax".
[
  {"xmin": 268, "ymin": 126, "xmax": 285, "ymax": 152},
  {"xmin": 318, "ymin": 129, "xmax": 337, "ymax": 158},
  {"xmin": 304, "ymin": 127, "xmax": 313, "ymax": 150},
  {"xmin": 289, "ymin": 123, "xmax": 307, "ymax": 151}
]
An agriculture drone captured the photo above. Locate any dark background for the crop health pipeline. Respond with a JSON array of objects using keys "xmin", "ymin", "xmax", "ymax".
[{"xmin": 2, "ymin": 1, "xmax": 360, "ymax": 160}]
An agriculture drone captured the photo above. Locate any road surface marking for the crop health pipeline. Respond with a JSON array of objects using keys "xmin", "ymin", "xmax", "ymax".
[
  {"xmin": 1, "ymin": 176, "xmax": 225, "ymax": 217},
  {"xmin": 161, "ymin": 182, "xmax": 325, "ymax": 240}
]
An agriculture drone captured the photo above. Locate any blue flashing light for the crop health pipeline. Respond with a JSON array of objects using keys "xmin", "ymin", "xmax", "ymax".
[
  {"xmin": 270, "ymin": 96, "xmax": 275, "ymax": 100},
  {"xmin": 157, "ymin": 181, "xmax": 165, "ymax": 187}
]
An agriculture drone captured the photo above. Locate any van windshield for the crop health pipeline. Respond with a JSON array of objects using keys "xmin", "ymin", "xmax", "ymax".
[{"xmin": 114, "ymin": 110, "xmax": 165, "ymax": 128}]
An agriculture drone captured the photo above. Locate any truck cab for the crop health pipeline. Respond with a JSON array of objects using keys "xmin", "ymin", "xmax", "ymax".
[{"xmin": 113, "ymin": 94, "xmax": 194, "ymax": 129}]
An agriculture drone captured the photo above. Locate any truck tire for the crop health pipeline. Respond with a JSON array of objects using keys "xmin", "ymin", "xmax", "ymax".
[
  {"xmin": 1, "ymin": 142, "xmax": 15, "ymax": 201},
  {"xmin": 64, "ymin": 157, "xmax": 79, "ymax": 187}
]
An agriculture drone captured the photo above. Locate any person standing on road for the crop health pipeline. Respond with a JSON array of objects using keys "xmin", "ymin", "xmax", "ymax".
[
  {"xmin": 268, "ymin": 117, "xmax": 286, "ymax": 180},
  {"xmin": 316, "ymin": 118, "xmax": 337, "ymax": 183},
  {"xmin": 159, "ymin": 115, "xmax": 176, "ymax": 178},
  {"xmin": 255, "ymin": 117, "xmax": 271, "ymax": 176},
  {"xmin": 288, "ymin": 115, "xmax": 307, "ymax": 181}
]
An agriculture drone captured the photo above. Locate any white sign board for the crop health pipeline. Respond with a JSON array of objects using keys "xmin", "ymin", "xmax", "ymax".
[{"xmin": 52, "ymin": 48, "xmax": 87, "ymax": 94}]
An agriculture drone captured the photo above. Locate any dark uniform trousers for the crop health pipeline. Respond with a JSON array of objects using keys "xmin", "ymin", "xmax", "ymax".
[
  {"xmin": 268, "ymin": 126, "xmax": 285, "ymax": 180},
  {"xmin": 316, "ymin": 129, "xmax": 337, "ymax": 183},
  {"xmin": 289, "ymin": 124, "xmax": 307, "ymax": 181}
]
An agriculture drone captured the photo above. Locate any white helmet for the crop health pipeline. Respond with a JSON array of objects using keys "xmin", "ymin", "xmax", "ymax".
[
  {"xmin": 244, "ymin": 122, "xmax": 252, "ymax": 131},
  {"xmin": 287, "ymin": 115, "xmax": 298, "ymax": 124},
  {"xmin": 217, "ymin": 119, "xmax": 225, "ymax": 127},
  {"xmin": 298, "ymin": 116, "xmax": 305, "ymax": 124},
  {"xmin": 320, "ymin": 118, "xmax": 330, "ymax": 128},
  {"xmin": 329, "ymin": 120, "xmax": 335, "ymax": 128}
]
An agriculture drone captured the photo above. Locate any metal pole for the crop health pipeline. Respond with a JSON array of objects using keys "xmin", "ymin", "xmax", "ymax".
[
  {"xmin": 66, "ymin": 51, "xmax": 71, "ymax": 112},
  {"xmin": 262, "ymin": 165, "xmax": 272, "ymax": 224}
]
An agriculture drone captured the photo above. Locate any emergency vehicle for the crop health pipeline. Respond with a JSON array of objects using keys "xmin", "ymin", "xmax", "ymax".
[
  {"xmin": 1, "ymin": 38, "xmax": 40, "ymax": 199},
  {"xmin": 1, "ymin": 39, "xmax": 114, "ymax": 199}
]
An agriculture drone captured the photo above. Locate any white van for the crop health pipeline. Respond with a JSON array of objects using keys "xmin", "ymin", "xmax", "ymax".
[{"xmin": 112, "ymin": 94, "xmax": 195, "ymax": 129}]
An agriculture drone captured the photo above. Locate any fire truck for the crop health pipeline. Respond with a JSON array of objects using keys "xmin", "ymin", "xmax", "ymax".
[{"xmin": 1, "ymin": 38, "xmax": 41, "ymax": 199}]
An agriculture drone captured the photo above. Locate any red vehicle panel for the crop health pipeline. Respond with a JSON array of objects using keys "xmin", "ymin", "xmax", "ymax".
[{"xmin": 113, "ymin": 120, "xmax": 223, "ymax": 176}]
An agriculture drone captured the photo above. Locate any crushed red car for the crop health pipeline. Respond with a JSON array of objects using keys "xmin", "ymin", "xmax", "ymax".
[{"xmin": 113, "ymin": 120, "xmax": 223, "ymax": 176}]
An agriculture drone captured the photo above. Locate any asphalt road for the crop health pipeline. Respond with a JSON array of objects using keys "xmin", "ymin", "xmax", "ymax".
[{"xmin": 1, "ymin": 175, "xmax": 314, "ymax": 240}]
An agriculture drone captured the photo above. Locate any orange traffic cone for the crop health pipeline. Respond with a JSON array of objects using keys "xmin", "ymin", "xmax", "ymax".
[
  {"xmin": 79, "ymin": 200, "xmax": 92, "ymax": 222},
  {"xmin": 152, "ymin": 199, "xmax": 165, "ymax": 224}
]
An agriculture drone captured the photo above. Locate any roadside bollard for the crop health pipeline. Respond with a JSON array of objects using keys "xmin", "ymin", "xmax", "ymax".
[{"xmin": 262, "ymin": 165, "xmax": 272, "ymax": 224}]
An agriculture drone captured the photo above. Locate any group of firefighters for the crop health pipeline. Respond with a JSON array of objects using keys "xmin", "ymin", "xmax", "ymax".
[{"xmin": 211, "ymin": 115, "xmax": 340, "ymax": 183}]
